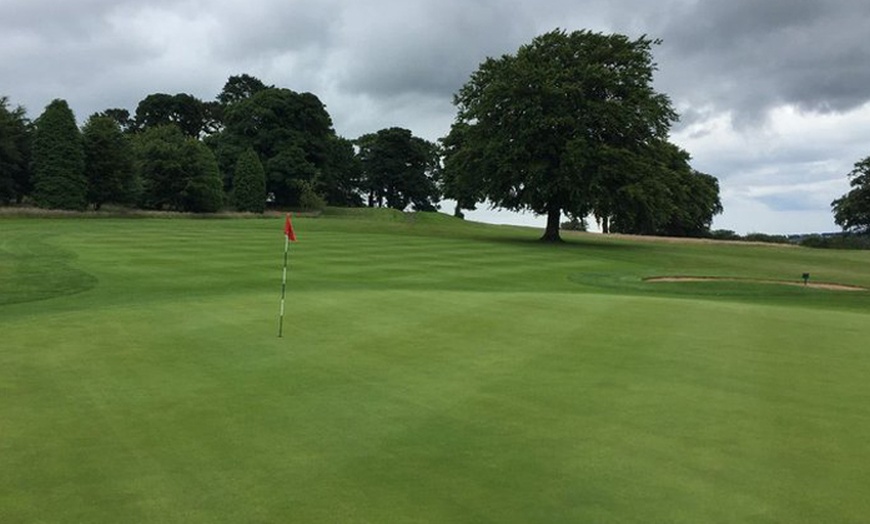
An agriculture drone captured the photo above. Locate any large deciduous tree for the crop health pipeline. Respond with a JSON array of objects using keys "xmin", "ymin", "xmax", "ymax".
[
  {"xmin": 318, "ymin": 136, "xmax": 363, "ymax": 207},
  {"xmin": 440, "ymin": 122, "xmax": 484, "ymax": 218},
  {"xmin": 134, "ymin": 93, "xmax": 218, "ymax": 138},
  {"xmin": 357, "ymin": 127, "xmax": 440, "ymax": 211},
  {"xmin": 450, "ymin": 29, "xmax": 678, "ymax": 241},
  {"xmin": 210, "ymin": 87, "xmax": 336, "ymax": 207},
  {"xmin": 135, "ymin": 125, "xmax": 223, "ymax": 213},
  {"xmin": 82, "ymin": 114, "xmax": 138, "ymax": 209},
  {"xmin": 594, "ymin": 141, "xmax": 722, "ymax": 236},
  {"xmin": 32, "ymin": 99, "xmax": 87, "ymax": 210},
  {"xmin": 832, "ymin": 156, "xmax": 870, "ymax": 234},
  {"xmin": 217, "ymin": 74, "xmax": 270, "ymax": 106},
  {"xmin": 0, "ymin": 96, "xmax": 32, "ymax": 204}
]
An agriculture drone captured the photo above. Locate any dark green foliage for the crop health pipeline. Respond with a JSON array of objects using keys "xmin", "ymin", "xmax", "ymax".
[
  {"xmin": 742, "ymin": 233, "xmax": 790, "ymax": 244},
  {"xmin": 800, "ymin": 234, "xmax": 870, "ymax": 250},
  {"xmin": 601, "ymin": 141, "xmax": 722, "ymax": 236},
  {"xmin": 710, "ymin": 229, "xmax": 742, "ymax": 241},
  {"xmin": 297, "ymin": 179, "xmax": 327, "ymax": 211},
  {"xmin": 832, "ymin": 157, "xmax": 870, "ymax": 233},
  {"xmin": 440, "ymin": 122, "xmax": 483, "ymax": 218},
  {"xmin": 183, "ymin": 146, "xmax": 224, "ymax": 213},
  {"xmin": 82, "ymin": 114, "xmax": 138, "ymax": 209},
  {"xmin": 0, "ymin": 97, "xmax": 32, "ymax": 204},
  {"xmin": 32, "ymin": 99, "xmax": 87, "ymax": 210},
  {"xmin": 217, "ymin": 74, "xmax": 270, "ymax": 106},
  {"xmin": 98, "ymin": 108, "xmax": 133, "ymax": 133},
  {"xmin": 317, "ymin": 136, "xmax": 363, "ymax": 207},
  {"xmin": 210, "ymin": 88, "xmax": 335, "ymax": 207},
  {"xmin": 135, "ymin": 125, "xmax": 223, "ymax": 212},
  {"xmin": 561, "ymin": 217, "xmax": 588, "ymax": 231},
  {"xmin": 451, "ymin": 29, "xmax": 678, "ymax": 241},
  {"xmin": 357, "ymin": 127, "xmax": 440, "ymax": 211},
  {"xmin": 134, "ymin": 93, "xmax": 217, "ymax": 138},
  {"xmin": 232, "ymin": 148, "xmax": 266, "ymax": 213}
]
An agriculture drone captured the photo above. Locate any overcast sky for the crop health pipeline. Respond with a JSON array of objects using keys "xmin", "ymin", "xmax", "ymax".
[{"xmin": 2, "ymin": 0, "xmax": 869, "ymax": 234}]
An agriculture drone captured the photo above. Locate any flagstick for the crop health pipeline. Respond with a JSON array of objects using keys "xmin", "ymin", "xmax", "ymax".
[{"xmin": 278, "ymin": 233, "xmax": 289, "ymax": 338}]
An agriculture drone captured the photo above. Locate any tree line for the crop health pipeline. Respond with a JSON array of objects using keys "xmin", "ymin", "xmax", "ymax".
[
  {"xmin": 0, "ymin": 75, "xmax": 440, "ymax": 215},
  {"xmin": 2, "ymin": 30, "xmax": 736, "ymax": 241}
]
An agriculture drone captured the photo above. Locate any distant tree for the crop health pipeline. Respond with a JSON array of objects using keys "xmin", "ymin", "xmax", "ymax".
[
  {"xmin": 183, "ymin": 145, "xmax": 224, "ymax": 213},
  {"xmin": 202, "ymin": 101, "xmax": 224, "ymax": 135},
  {"xmin": 31, "ymin": 99, "xmax": 87, "ymax": 210},
  {"xmin": 357, "ymin": 127, "xmax": 440, "ymax": 211},
  {"xmin": 561, "ymin": 216, "xmax": 588, "ymax": 231},
  {"xmin": 440, "ymin": 122, "xmax": 484, "ymax": 218},
  {"xmin": 210, "ymin": 88, "xmax": 335, "ymax": 207},
  {"xmin": 135, "ymin": 124, "xmax": 223, "ymax": 212},
  {"xmin": 596, "ymin": 141, "xmax": 722, "ymax": 236},
  {"xmin": 449, "ymin": 29, "xmax": 677, "ymax": 241},
  {"xmin": 99, "ymin": 108, "xmax": 133, "ymax": 133},
  {"xmin": 134, "ymin": 93, "xmax": 212, "ymax": 138},
  {"xmin": 316, "ymin": 136, "xmax": 363, "ymax": 207},
  {"xmin": 217, "ymin": 74, "xmax": 270, "ymax": 106},
  {"xmin": 232, "ymin": 148, "xmax": 266, "ymax": 212},
  {"xmin": 82, "ymin": 114, "xmax": 138, "ymax": 209},
  {"xmin": 832, "ymin": 156, "xmax": 870, "ymax": 234},
  {"xmin": 659, "ymin": 169, "xmax": 722, "ymax": 237},
  {"xmin": 0, "ymin": 97, "xmax": 32, "ymax": 204}
]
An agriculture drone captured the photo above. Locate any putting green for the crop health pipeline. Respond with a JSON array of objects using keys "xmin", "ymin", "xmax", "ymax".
[{"xmin": 1, "ymin": 213, "xmax": 869, "ymax": 523}]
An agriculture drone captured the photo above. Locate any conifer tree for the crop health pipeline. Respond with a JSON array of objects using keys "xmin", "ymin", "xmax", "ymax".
[
  {"xmin": 82, "ymin": 114, "xmax": 137, "ymax": 209},
  {"xmin": 233, "ymin": 148, "xmax": 266, "ymax": 213},
  {"xmin": 32, "ymin": 99, "xmax": 86, "ymax": 210}
]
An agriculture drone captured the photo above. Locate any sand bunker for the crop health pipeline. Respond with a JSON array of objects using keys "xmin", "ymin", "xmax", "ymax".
[{"xmin": 644, "ymin": 276, "xmax": 867, "ymax": 292}]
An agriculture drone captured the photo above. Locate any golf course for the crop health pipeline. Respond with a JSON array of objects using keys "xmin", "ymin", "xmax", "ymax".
[{"xmin": 2, "ymin": 209, "xmax": 869, "ymax": 523}]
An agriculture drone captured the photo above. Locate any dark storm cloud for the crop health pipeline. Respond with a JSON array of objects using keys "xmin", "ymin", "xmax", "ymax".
[
  {"xmin": 656, "ymin": 0, "xmax": 870, "ymax": 121},
  {"xmin": 210, "ymin": 1, "xmax": 342, "ymax": 61},
  {"xmin": 331, "ymin": 1, "xmax": 539, "ymax": 98}
]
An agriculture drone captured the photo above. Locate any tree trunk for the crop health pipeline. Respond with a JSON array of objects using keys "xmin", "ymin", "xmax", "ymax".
[{"xmin": 540, "ymin": 205, "xmax": 562, "ymax": 242}]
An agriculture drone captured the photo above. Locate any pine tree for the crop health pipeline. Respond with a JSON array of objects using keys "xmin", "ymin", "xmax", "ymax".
[
  {"xmin": 232, "ymin": 148, "xmax": 266, "ymax": 213},
  {"xmin": 82, "ymin": 114, "xmax": 137, "ymax": 209},
  {"xmin": 0, "ymin": 97, "xmax": 32, "ymax": 204},
  {"xmin": 32, "ymin": 99, "xmax": 87, "ymax": 210}
]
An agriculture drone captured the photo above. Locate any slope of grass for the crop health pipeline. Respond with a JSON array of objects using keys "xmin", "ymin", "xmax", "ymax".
[{"xmin": 1, "ymin": 213, "xmax": 869, "ymax": 523}]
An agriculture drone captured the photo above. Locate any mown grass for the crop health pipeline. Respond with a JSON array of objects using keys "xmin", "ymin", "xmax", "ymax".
[{"xmin": 1, "ymin": 212, "xmax": 869, "ymax": 523}]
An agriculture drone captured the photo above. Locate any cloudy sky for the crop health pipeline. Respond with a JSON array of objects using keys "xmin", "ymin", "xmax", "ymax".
[{"xmin": 2, "ymin": 0, "xmax": 869, "ymax": 234}]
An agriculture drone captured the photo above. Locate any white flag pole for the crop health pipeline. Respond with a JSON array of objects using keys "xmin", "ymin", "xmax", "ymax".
[{"xmin": 278, "ymin": 231, "xmax": 289, "ymax": 338}]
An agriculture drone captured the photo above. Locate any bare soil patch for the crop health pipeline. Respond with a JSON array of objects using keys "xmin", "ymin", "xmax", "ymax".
[{"xmin": 644, "ymin": 276, "xmax": 866, "ymax": 292}]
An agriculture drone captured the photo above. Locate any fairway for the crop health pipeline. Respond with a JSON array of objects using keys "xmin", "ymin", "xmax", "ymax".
[{"xmin": 2, "ymin": 211, "xmax": 870, "ymax": 523}]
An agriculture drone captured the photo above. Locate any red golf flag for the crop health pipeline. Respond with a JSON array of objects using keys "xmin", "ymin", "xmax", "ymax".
[{"xmin": 284, "ymin": 214, "xmax": 297, "ymax": 241}]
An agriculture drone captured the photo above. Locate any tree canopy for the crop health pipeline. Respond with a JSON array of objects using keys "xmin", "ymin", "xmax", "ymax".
[
  {"xmin": 82, "ymin": 114, "xmax": 138, "ymax": 209},
  {"xmin": 135, "ymin": 124, "xmax": 223, "ymax": 213},
  {"xmin": 211, "ymin": 87, "xmax": 336, "ymax": 207},
  {"xmin": 2, "ymin": 63, "xmax": 722, "ymax": 226},
  {"xmin": 832, "ymin": 156, "xmax": 870, "ymax": 234},
  {"xmin": 0, "ymin": 97, "xmax": 32, "ymax": 204},
  {"xmin": 593, "ymin": 140, "xmax": 722, "ymax": 236},
  {"xmin": 134, "ymin": 93, "xmax": 220, "ymax": 138},
  {"xmin": 357, "ymin": 127, "xmax": 440, "ymax": 212},
  {"xmin": 217, "ymin": 74, "xmax": 270, "ymax": 106},
  {"xmin": 449, "ymin": 29, "xmax": 682, "ymax": 241}
]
